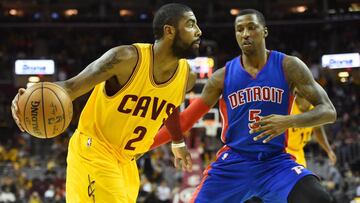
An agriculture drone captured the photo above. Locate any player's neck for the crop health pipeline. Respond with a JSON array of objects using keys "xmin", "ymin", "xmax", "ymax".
[
  {"xmin": 152, "ymin": 41, "xmax": 179, "ymax": 84},
  {"xmin": 242, "ymin": 48, "xmax": 268, "ymax": 70},
  {"xmin": 153, "ymin": 41, "xmax": 179, "ymax": 72}
]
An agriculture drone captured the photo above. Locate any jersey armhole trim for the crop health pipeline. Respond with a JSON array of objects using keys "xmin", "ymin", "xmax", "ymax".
[{"xmin": 101, "ymin": 44, "xmax": 141, "ymax": 99}]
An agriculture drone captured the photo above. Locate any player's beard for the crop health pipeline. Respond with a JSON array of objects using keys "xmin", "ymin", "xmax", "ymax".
[{"xmin": 172, "ymin": 33, "xmax": 199, "ymax": 59}]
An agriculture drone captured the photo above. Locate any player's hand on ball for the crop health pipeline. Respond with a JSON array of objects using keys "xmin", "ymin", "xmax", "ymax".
[
  {"xmin": 11, "ymin": 88, "xmax": 26, "ymax": 132},
  {"xmin": 250, "ymin": 114, "xmax": 291, "ymax": 143},
  {"xmin": 171, "ymin": 141, "xmax": 192, "ymax": 172}
]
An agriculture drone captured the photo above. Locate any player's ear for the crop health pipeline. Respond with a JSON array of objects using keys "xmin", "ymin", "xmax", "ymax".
[
  {"xmin": 264, "ymin": 27, "xmax": 268, "ymax": 38},
  {"xmin": 163, "ymin": 25, "xmax": 176, "ymax": 40}
]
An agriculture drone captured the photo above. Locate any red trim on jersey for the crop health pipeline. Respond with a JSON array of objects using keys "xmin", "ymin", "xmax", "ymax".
[
  {"xmin": 219, "ymin": 98, "xmax": 229, "ymax": 143},
  {"xmin": 284, "ymin": 93, "xmax": 295, "ymax": 149},
  {"xmin": 189, "ymin": 174, "xmax": 208, "ymax": 203},
  {"xmin": 189, "ymin": 145, "xmax": 231, "ymax": 202}
]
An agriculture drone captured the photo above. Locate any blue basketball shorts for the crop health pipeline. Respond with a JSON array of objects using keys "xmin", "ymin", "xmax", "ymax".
[{"xmin": 190, "ymin": 146, "xmax": 315, "ymax": 203}]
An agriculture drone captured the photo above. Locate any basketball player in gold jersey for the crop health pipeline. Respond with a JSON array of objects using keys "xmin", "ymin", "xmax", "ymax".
[
  {"xmin": 287, "ymin": 93, "xmax": 337, "ymax": 167},
  {"xmin": 11, "ymin": 3, "xmax": 202, "ymax": 202}
]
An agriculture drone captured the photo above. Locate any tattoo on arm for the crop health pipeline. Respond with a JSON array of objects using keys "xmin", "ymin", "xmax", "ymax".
[
  {"xmin": 283, "ymin": 56, "xmax": 323, "ymax": 106},
  {"xmin": 59, "ymin": 46, "xmax": 136, "ymax": 100},
  {"xmin": 283, "ymin": 56, "xmax": 336, "ymax": 127},
  {"xmin": 97, "ymin": 48, "xmax": 123, "ymax": 72}
]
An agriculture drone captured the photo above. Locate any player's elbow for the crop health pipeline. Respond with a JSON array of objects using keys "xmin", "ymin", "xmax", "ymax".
[{"xmin": 326, "ymin": 105, "xmax": 337, "ymax": 124}]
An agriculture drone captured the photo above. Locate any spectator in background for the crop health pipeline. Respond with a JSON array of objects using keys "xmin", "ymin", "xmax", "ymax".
[
  {"xmin": 0, "ymin": 186, "xmax": 16, "ymax": 203},
  {"xmin": 28, "ymin": 191, "xmax": 42, "ymax": 203},
  {"xmin": 156, "ymin": 180, "xmax": 172, "ymax": 203},
  {"xmin": 44, "ymin": 184, "xmax": 55, "ymax": 202}
]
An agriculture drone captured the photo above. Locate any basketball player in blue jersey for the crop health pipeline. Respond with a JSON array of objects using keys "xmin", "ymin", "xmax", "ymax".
[
  {"xmin": 151, "ymin": 9, "xmax": 336, "ymax": 203},
  {"xmin": 190, "ymin": 9, "xmax": 336, "ymax": 203}
]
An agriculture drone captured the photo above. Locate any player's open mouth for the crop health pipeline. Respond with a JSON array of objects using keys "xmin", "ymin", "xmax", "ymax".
[
  {"xmin": 193, "ymin": 40, "xmax": 201, "ymax": 48},
  {"xmin": 243, "ymin": 41, "xmax": 252, "ymax": 46}
]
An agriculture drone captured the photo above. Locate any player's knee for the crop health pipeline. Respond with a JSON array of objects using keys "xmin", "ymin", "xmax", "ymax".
[{"xmin": 311, "ymin": 190, "xmax": 333, "ymax": 203}]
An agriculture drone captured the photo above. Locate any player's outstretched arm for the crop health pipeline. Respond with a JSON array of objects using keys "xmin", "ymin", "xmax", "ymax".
[
  {"xmin": 150, "ymin": 98, "xmax": 211, "ymax": 150},
  {"xmin": 150, "ymin": 68, "xmax": 224, "ymax": 150},
  {"xmin": 313, "ymin": 126, "xmax": 337, "ymax": 165},
  {"xmin": 252, "ymin": 56, "xmax": 336, "ymax": 143},
  {"xmin": 56, "ymin": 45, "xmax": 138, "ymax": 100},
  {"xmin": 200, "ymin": 67, "xmax": 225, "ymax": 107}
]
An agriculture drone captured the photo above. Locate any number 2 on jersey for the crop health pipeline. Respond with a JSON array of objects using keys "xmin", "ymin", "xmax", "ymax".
[
  {"xmin": 124, "ymin": 126, "xmax": 147, "ymax": 150},
  {"xmin": 248, "ymin": 109, "xmax": 262, "ymax": 130}
]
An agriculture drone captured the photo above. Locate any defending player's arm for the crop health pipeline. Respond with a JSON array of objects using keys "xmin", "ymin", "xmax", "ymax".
[
  {"xmin": 252, "ymin": 56, "xmax": 336, "ymax": 143},
  {"xmin": 283, "ymin": 56, "xmax": 336, "ymax": 127},
  {"xmin": 150, "ymin": 68, "xmax": 224, "ymax": 150},
  {"xmin": 11, "ymin": 45, "xmax": 138, "ymax": 132},
  {"xmin": 313, "ymin": 126, "xmax": 337, "ymax": 165}
]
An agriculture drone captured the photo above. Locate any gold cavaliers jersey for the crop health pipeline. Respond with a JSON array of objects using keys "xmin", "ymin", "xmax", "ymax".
[
  {"xmin": 77, "ymin": 43, "xmax": 189, "ymax": 161},
  {"xmin": 286, "ymin": 102, "xmax": 313, "ymax": 152}
]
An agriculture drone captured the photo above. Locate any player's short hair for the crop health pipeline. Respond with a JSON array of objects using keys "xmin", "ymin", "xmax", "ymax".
[
  {"xmin": 236, "ymin": 9, "xmax": 266, "ymax": 26},
  {"xmin": 153, "ymin": 3, "xmax": 193, "ymax": 40}
]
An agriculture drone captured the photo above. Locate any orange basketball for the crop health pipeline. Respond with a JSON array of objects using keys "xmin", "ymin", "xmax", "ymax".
[{"xmin": 18, "ymin": 82, "xmax": 73, "ymax": 138}]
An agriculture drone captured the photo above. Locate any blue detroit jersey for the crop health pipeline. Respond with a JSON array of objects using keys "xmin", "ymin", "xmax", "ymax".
[{"xmin": 220, "ymin": 50, "xmax": 293, "ymax": 159}]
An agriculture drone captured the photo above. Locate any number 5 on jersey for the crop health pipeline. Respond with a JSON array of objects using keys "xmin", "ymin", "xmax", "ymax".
[{"xmin": 248, "ymin": 109, "xmax": 262, "ymax": 130}]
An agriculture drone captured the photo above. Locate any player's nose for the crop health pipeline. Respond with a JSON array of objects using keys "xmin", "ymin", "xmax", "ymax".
[
  {"xmin": 242, "ymin": 28, "xmax": 250, "ymax": 38},
  {"xmin": 195, "ymin": 24, "xmax": 202, "ymax": 37}
]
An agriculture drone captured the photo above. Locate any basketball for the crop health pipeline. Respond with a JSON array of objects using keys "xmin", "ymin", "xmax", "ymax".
[{"xmin": 18, "ymin": 82, "xmax": 73, "ymax": 139}]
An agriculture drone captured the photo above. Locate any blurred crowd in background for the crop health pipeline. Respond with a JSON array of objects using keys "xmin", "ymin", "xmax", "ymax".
[{"xmin": 0, "ymin": 0, "xmax": 359, "ymax": 202}]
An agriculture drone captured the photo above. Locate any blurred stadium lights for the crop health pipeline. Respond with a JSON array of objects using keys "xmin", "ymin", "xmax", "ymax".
[
  {"xmin": 328, "ymin": 9, "xmax": 336, "ymax": 14},
  {"xmin": 290, "ymin": 6, "xmax": 307, "ymax": 13},
  {"xmin": 230, "ymin": 8, "xmax": 240, "ymax": 16},
  {"xmin": 33, "ymin": 12, "xmax": 41, "ymax": 20},
  {"xmin": 349, "ymin": 3, "xmax": 360, "ymax": 12},
  {"xmin": 26, "ymin": 82, "xmax": 36, "ymax": 88},
  {"xmin": 51, "ymin": 12, "xmax": 60, "ymax": 20},
  {"xmin": 139, "ymin": 13, "xmax": 148, "ymax": 20},
  {"xmin": 338, "ymin": 71, "xmax": 350, "ymax": 78},
  {"xmin": 9, "ymin": 9, "xmax": 24, "ymax": 16},
  {"xmin": 28, "ymin": 76, "xmax": 40, "ymax": 83},
  {"xmin": 119, "ymin": 9, "xmax": 134, "ymax": 17},
  {"xmin": 338, "ymin": 71, "xmax": 350, "ymax": 83},
  {"xmin": 340, "ymin": 77, "xmax": 348, "ymax": 83},
  {"xmin": 64, "ymin": 9, "xmax": 78, "ymax": 17}
]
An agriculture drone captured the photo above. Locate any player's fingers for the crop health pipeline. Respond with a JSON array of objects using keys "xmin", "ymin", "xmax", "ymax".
[
  {"xmin": 174, "ymin": 157, "xmax": 179, "ymax": 169},
  {"xmin": 254, "ymin": 116, "xmax": 272, "ymax": 125},
  {"xmin": 330, "ymin": 153, "xmax": 337, "ymax": 165},
  {"xmin": 250, "ymin": 124, "xmax": 271, "ymax": 134},
  {"xmin": 262, "ymin": 134, "xmax": 277, "ymax": 143},
  {"xmin": 11, "ymin": 106, "xmax": 24, "ymax": 132},
  {"xmin": 182, "ymin": 159, "xmax": 187, "ymax": 171},
  {"xmin": 15, "ymin": 119, "xmax": 25, "ymax": 132},
  {"xmin": 261, "ymin": 114, "xmax": 275, "ymax": 120},
  {"xmin": 12, "ymin": 95, "xmax": 19, "ymax": 112},
  {"xmin": 253, "ymin": 130, "xmax": 272, "ymax": 141},
  {"xmin": 185, "ymin": 154, "xmax": 193, "ymax": 172},
  {"xmin": 18, "ymin": 88, "xmax": 26, "ymax": 95}
]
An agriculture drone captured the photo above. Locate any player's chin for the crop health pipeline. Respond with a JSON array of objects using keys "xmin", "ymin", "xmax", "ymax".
[
  {"xmin": 192, "ymin": 43, "xmax": 200, "ymax": 49},
  {"xmin": 241, "ymin": 46, "xmax": 254, "ymax": 54}
]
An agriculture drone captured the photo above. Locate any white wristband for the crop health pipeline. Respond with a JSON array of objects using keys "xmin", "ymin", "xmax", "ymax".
[{"xmin": 171, "ymin": 141, "xmax": 186, "ymax": 148}]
